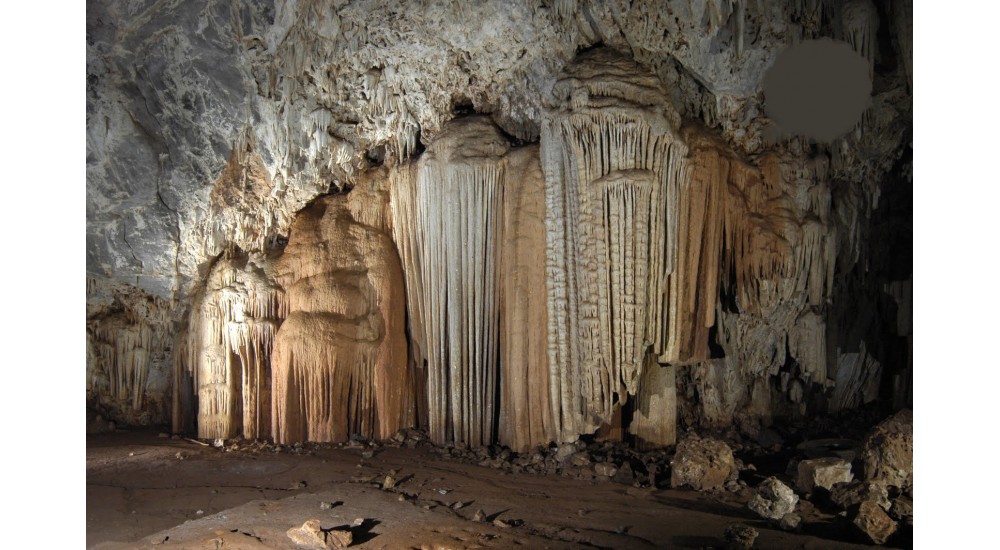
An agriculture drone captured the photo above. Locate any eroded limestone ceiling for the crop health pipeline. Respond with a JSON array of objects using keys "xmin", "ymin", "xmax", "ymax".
[{"xmin": 86, "ymin": 0, "xmax": 912, "ymax": 306}]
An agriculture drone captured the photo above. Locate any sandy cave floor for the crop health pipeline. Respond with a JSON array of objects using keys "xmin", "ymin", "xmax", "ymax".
[{"xmin": 87, "ymin": 429, "xmax": 898, "ymax": 549}]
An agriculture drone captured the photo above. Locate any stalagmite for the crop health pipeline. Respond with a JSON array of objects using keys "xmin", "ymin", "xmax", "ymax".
[
  {"xmin": 390, "ymin": 117, "xmax": 508, "ymax": 447},
  {"xmin": 543, "ymin": 48, "xmax": 687, "ymax": 442},
  {"xmin": 271, "ymin": 172, "xmax": 412, "ymax": 444},
  {"xmin": 630, "ymin": 361, "xmax": 677, "ymax": 449},
  {"xmin": 174, "ymin": 254, "xmax": 285, "ymax": 440}
]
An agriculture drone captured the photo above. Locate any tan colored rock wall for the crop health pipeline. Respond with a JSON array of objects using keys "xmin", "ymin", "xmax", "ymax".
[
  {"xmin": 498, "ymin": 146, "xmax": 554, "ymax": 451},
  {"xmin": 271, "ymin": 174, "xmax": 412, "ymax": 444}
]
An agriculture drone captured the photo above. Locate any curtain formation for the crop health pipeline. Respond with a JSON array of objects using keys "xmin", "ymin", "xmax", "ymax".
[{"xmin": 159, "ymin": 48, "xmax": 853, "ymax": 450}]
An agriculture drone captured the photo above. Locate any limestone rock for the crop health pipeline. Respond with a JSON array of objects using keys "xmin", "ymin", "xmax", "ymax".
[
  {"xmin": 670, "ymin": 435, "xmax": 735, "ymax": 491},
  {"xmin": 286, "ymin": 520, "xmax": 352, "ymax": 549},
  {"xmin": 748, "ymin": 477, "xmax": 799, "ymax": 520},
  {"xmin": 723, "ymin": 524, "xmax": 758, "ymax": 550},
  {"xmin": 613, "ymin": 462, "xmax": 636, "ymax": 485},
  {"xmin": 796, "ymin": 457, "xmax": 854, "ymax": 494},
  {"xmin": 861, "ymin": 409, "xmax": 913, "ymax": 492},
  {"xmin": 831, "ymin": 481, "xmax": 890, "ymax": 511},
  {"xmin": 554, "ymin": 443, "xmax": 577, "ymax": 463},
  {"xmin": 779, "ymin": 513, "xmax": 801, "ymax": 531},
  {"xmin": 852, "ymin": 499, "xmax": 898, "ymax": 545},
  {"xmin": 889, "ymin": 496, "xmax": 913, "ymax": 522},
  {"xmin": 594, "ymin": 462, "xmax": 617, "ymax": 477}
]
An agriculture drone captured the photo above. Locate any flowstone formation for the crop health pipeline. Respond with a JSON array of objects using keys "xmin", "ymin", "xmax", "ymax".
[
  {"xmin": 271, "ymin": 173, "xmax": 414, "ymax": 444},
  {"xmin": 87, "ymin": 0, "xmax": 911, "ymax": 460}
]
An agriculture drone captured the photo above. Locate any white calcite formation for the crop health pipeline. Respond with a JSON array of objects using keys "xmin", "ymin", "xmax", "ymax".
[
  {"xmin": 390, "ymin": 117, "xmax": 512, "ymax": 447},
  {"xmin": 174, "ymin": 253, "xmax": 285, "ymax": 440},
  {"xmin": 542, "ymin": 49, "xmax": 687, "ymax": 443}
]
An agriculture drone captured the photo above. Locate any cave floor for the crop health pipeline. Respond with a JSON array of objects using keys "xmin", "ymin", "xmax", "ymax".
[{"xmin": 88, "ymin": 429, "xmax": 884, "ymax": 549}]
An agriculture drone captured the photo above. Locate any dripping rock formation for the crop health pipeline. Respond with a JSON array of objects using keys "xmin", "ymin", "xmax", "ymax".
[{"xmin": 86, "ymin": 1, "xmax": 913, "ymax": 547}]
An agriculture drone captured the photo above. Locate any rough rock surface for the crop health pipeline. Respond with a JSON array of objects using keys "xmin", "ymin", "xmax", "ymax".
[
  {"xmin": 861, "ymin": 409, "xmax": 913, "ymax": 492},
  {"xmin": 796, "ymin": 457, "xmax": 854, "ymax": 494},
  {"xmin": 286, "ymin": 519, "xmax": 352, "ymax": 549},
  {"xmin": 852, "ymin": 499, "xmax": 898, "ymax": 545},
  {"xmin": 724, "ymin": 524, "xmax": 758, "ymax": 550},
  {"xmin": 748, "ymin": 477, "xmax": 799, "ymax": 520},
  {"xmin": 831, "ymin": 480, "xmax": 891, "ymax": 512},
  {"xmin": 670, "ymin": 434, "xmax": 735, "ymax": 491}
]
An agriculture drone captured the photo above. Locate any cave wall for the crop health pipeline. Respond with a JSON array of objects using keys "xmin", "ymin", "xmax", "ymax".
[{"xmin": 86, "ymin": 0, "xmax": 912, "ymax": 447}]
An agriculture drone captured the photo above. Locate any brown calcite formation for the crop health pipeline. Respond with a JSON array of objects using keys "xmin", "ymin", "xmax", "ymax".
[
  {"xmin": 271, "ymin": 173, "xmax": 412, "ymax": 444},
  {"xmin": 498, "ymin": 145, "xmax": 554, "ymax": 452}
]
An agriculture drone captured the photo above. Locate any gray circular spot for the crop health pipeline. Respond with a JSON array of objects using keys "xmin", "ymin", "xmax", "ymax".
[{"xmin": 762, "ymin": 38, "xmax": 872, "ymax": 142}]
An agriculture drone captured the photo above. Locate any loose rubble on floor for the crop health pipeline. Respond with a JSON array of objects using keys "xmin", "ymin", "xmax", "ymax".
[{"xmin": 158, "ymin": 405, "xmax": 912, "ymax": 547}]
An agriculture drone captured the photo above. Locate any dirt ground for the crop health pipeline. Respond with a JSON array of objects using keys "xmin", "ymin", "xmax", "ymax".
[{"xmin": 87, "ymin": 428, "xmax": 896, "ymax": 549}]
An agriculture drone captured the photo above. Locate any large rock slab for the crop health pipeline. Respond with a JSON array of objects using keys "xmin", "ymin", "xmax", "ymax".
[
  {"xmin": 748, "ymin": 477, "xmax": 799, "ymax": 520},
  {"xmin": 796, "ymin": 457, "xmax": 854, "ymax": 494}
]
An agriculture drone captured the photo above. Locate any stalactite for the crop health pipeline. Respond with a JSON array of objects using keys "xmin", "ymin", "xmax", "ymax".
[
  {"xmin": 203, "ymin": 129, "xmax": 290, "ymax": 257},
  {"xmin": 664, "ymin": 127, "xmax": 737, "ymax": 365},
  {"xmin": 176, "ymin": 253, "xmax": 285, "ymax": 440},
  {"xmin": 842, "ymin": 0, "xmax": 879, "ymax": 80},
  {"xmin": 542, "ymin": 48, "xmax": 687, "ymax": 441},
  {"xmin": 390, "ymin": 117, "xmax": 508, "ymax": 447},
  {"xmin": 87, "ymin": 276, "xmax": 172, "ymax": 425},
  {"xmin": 682, "ymin": 125, "xmax": 839, "ymax": 424},
  {"xmin": 272, "ymin": 172, "xmax": 412, "ymax": 444}
]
